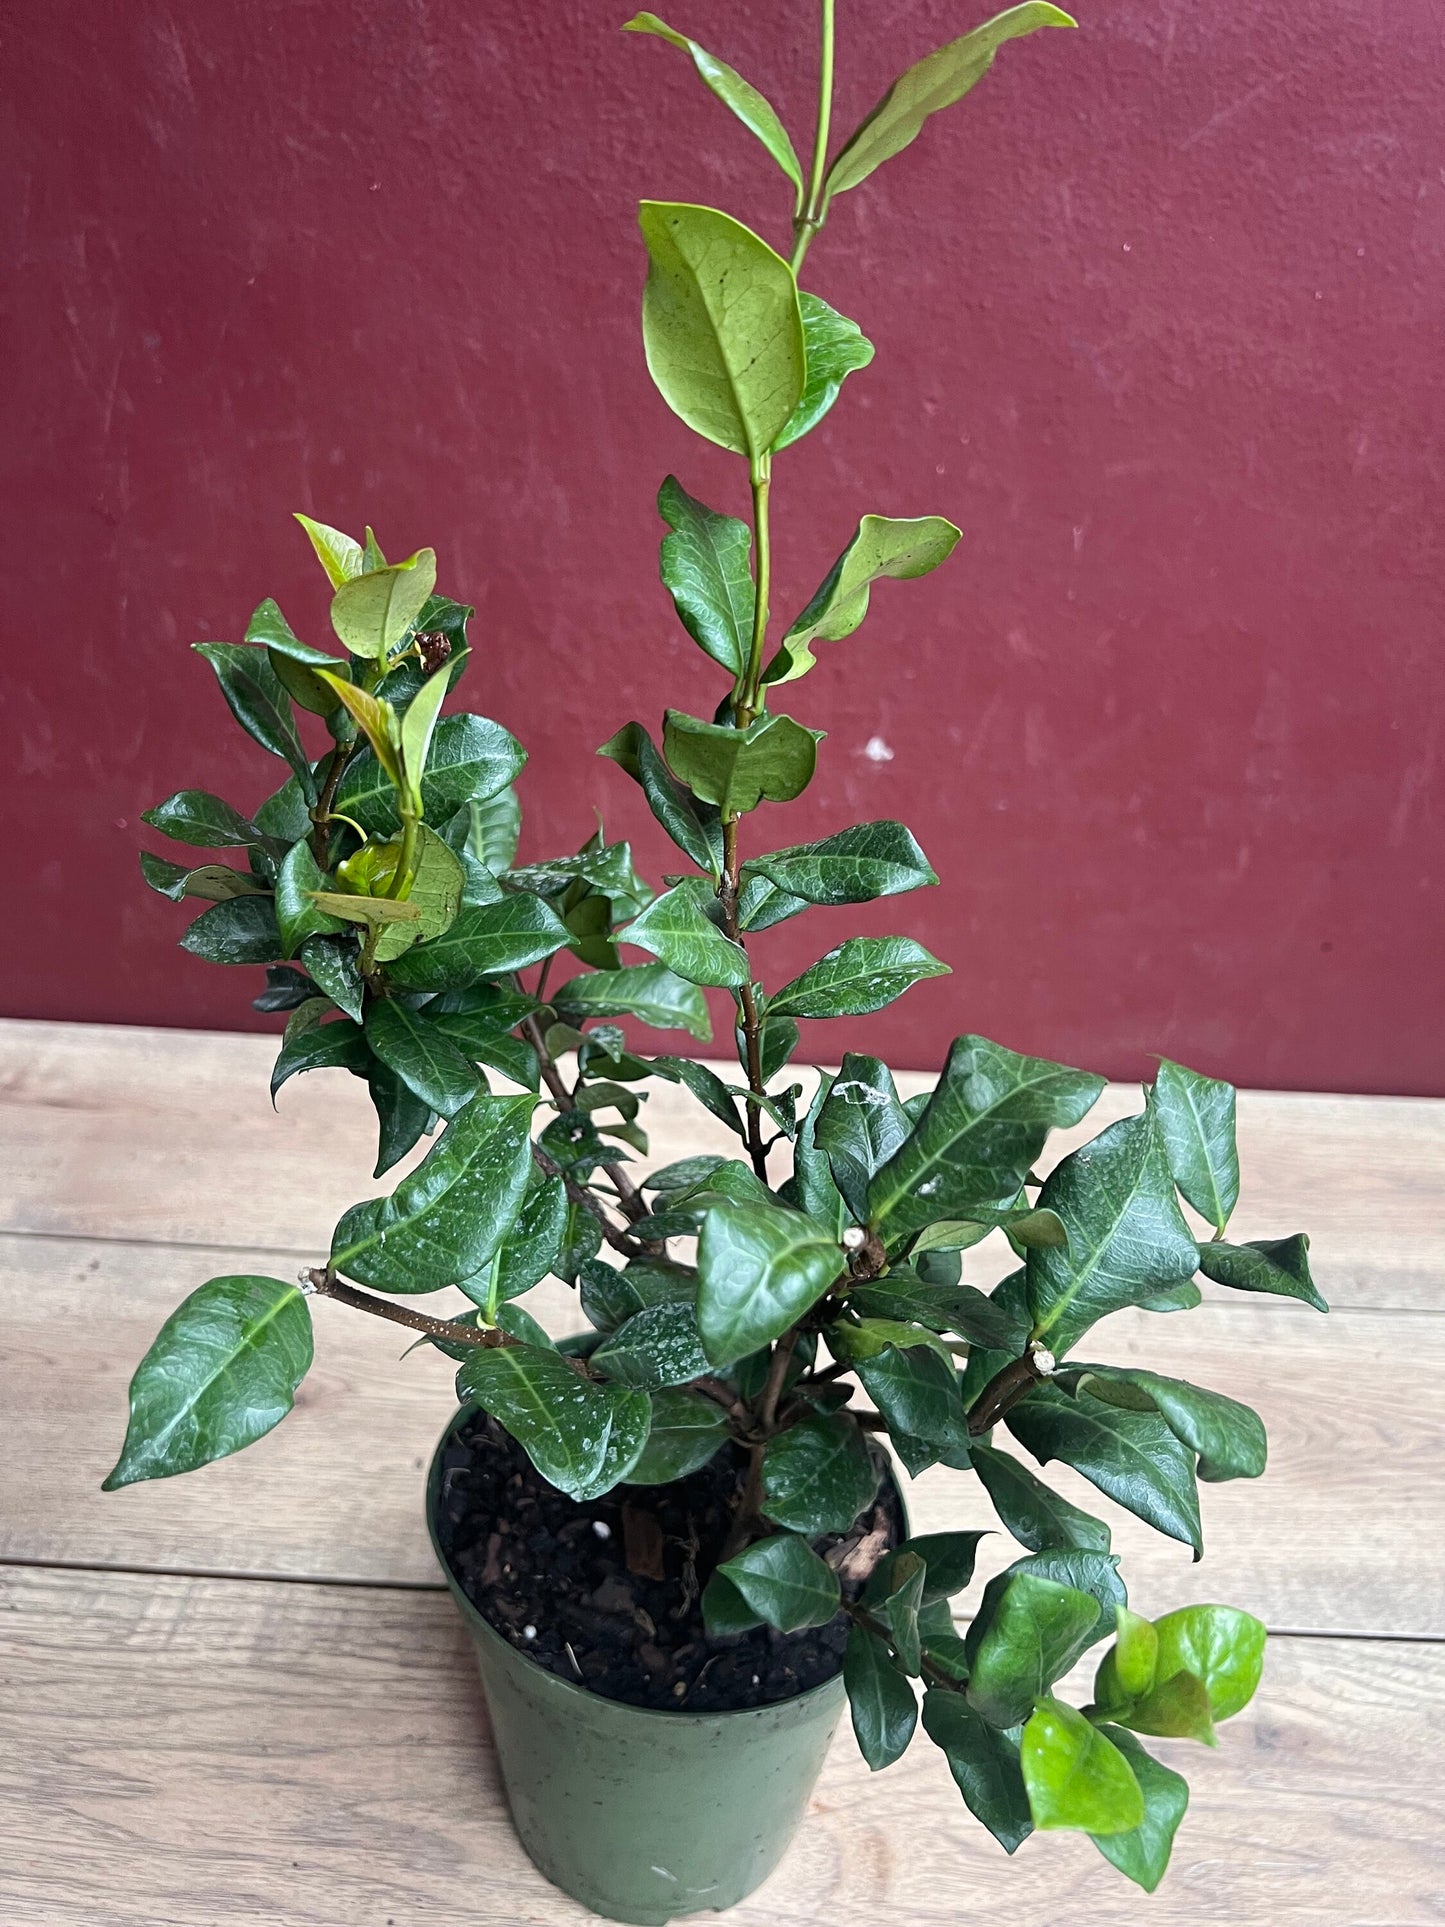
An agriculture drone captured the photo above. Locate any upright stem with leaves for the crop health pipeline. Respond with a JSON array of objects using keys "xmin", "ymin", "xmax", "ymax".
[{"xmin": 115, "ymin": 2, "xmax": 1324, "ymax": 1892}]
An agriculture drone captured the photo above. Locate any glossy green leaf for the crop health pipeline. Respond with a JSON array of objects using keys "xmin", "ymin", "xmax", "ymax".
[
  {"xmin": 638, "ymin": 201, "xmax": 806, "ymax": 461},
  {"xmin": 142, "ymin": 790, "xmax": 262, "ymax": 849},
  {"xmin": 369, "ymin": 825, "xmax": 464, "ymax": 966},
  {"xmin": 662, "ymin": 709, "xmax": 821, "ymax": 815},
  {"xmin": 701, "ymin": 1568, "xmax": 765, "ymax": 1636},
  {"xmin": 844, "ymin": 1623, "xmax": 918, "ymax": 1770},
  {"xmin": 623, "ymin": 1388, "xmax": 730, "ymax": 1485},
  {"xmin": 247, "ymin": 599, "xmax": 348, "ymax": 716},
  {"xmin": 899, "ymin": 1531, "xmax": 989, "ymax": 1601},
  {"xmin": 580, "ymin": 1257, "xmax": 693, "ymax": 1333},
  {"xmin": 364, "ymin": 999, "xmax": 482, "ymax": 1119},
  {"xmin": 427, "ymin": 984, "xmax": 540, "ymax": 1089},
  {"xmin": 1101, "ymin": 1663, "xmax": 1216, "ymax": 1744},
  {"xmin": 398, "ymin": 663, "xmax": 451, "ymax": 799},
  {"xmin": 764, "ymin": 514, "xmax": 961, "ymax": 687},
  {"xmin": 649, "ymin": 1055, "xmax": 744, "ymax": 1138},
  {"xmin": 696, "ymin": 1199, "xmax": 845, "ymax": 1367},
  {"xmin": 366, "ymin": 1058, "xmax": 433, "ymax": 1179},
  {"xmin": 1197, "ymin": 1233, "xmax": 1325, "ymax": 1312},
  {"xmin": 598, "ymin": 720, "xmax": 723, "ymax": 878},
  {"xmin": 979, "ymin": 1547, "xmax": 1127, "ymax": 1639},
  {"xmin": 294, "ymin": 512, "xmax": 365, "ymax": 587},
  {"xmin": 329, "ymin": 1092, "xmax": 536, "ymax": 1293},
  {"xmin": 139, "ymin": 851, "xmax": 267, "ymax": 903},
  {"xmin": 966, "ymin": 1573, "xmax": 1101, "ymax": 1728},
  {"xmin": 737, "ymin": 873, "xmax": 809, "ymax": 932},
  {"xmin": 103, "ymin": 1276, "xmax": 312, "ymax": 1489},
  {"xmin": 921, "ymin": 1689, "xmax": 1033, "ymax": 1853},
  {"xmin": 1152, "ymin": 1058, "xmax": 1239, "ymax": 1236},
  {"xmin": 1075, "ymin": 1365, "xmax": 1267, "ymax": 1483},
  {"xmin": 1021, "ymin": 1699, "xmax": 1143, "ymax": 1835},
  {"xmin": 336, "ymin": 714, "xmax": 526, "ymax": 836},
  {"xmin": 1026, "ymin": 1110, "xmax": 1201, "ymax": 1356},
  {"xmin": 774, "ymin": 292, "xmax": 875, "ymax": 452},
  {"xmin": 768, "ymin": 936, "xmax": 949, "ymax": 1022},
  {"xmin": 591, "ymin": 1301, "xmax": 711, "ymax": 1390},
  {"xmin": 1106, "ymin": 1605, "xmax": 1161, "ymax": 1701},
  {"xmin": 275, "ymin": 839, "xmax": 345, "ymax": 958},
  {"xmin": 270, "ymin": 1013, "xmax": 370, "ymax": 1101},
  {"xmin": 330, "ymin": 548, "xmax": 437, "ymax": 662},
  {"xmin": 825, "ymin": 3, "xmax": 1077, "ymax": 200},
  {"xmin": 449, "ymin": 786, "xmax": 522, "ymax": 877},
  {"xmin": 553, "ymin": 964, "xmax": 712, "ymax": 1040},
  {"xmin": 868, "ymin": 1034, "xmax": 1104, "ymax": 1242},
  {"xmin": 793, "ymin": 1073, "xmax": 850, "ymax": 1239},
  {"xmin": 621, "ymin": 880, "xmax": 749, "ymax": 988},
  {"xmin": 747, "ymin": 820, "xmax": 936, "ymax": 907},
  {"xmin": 192, "ymin": 642, "xmax": 316, "ymax": 798},
  {"xmin": 1148, "ymin": 1605, "xmax": 1266, "ymax": 1723},
  {"xmin": 848, "ymin": 1275, "xmax": 1027, "ymax": 1350},
  {"xmin": 969, "ymin": 1439, "xmax": 1113, "ymax": 1553},
  {"xmin": 1007, "ymin": 1382, "xmax": 1203, "ymax": 1556},
  {"xmin": 857, "ymin": 1345, "xmax": 972, "ymax": 1465},
  {"xmin": 623, "ymin": 14, "xmax": 803, "ymax": 196},
  {"xmin": 300, "ymin": 934, "xmax": 364, "ymax": 1022},
  {"xmin": 381, "ymin": 894, "xmax": 569, "ymax": 991},
  {"xmin": 457, "ymin": 1343, "xmax": 651, "ymax": 1501},
  {"xmin": 180, "ymin": 895, "xmax": 285, "ymax": 966},
  {"xmin": 762, "ymin": 1412, "xmax": 879, "ymax": 1535},
  {"xmin": 815, "ymin": 1052, "xmax": 911, "ymax": 1214},
  {"xmin": 655, "ymin": 474, "xmax": 754, "ymax": 677},
  {"xmin": 718, "ymin": 1532, "xmax": 841, "ymax": 1632},
  {"xmin": 1090, "ymin": 1726, "xmax": 1189, "ymax": 1892}
]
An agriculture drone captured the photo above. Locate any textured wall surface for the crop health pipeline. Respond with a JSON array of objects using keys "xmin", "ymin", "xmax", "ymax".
[{"xmin": 4, "ymin": 0, "xmax": 1442, "ymax": 1091}]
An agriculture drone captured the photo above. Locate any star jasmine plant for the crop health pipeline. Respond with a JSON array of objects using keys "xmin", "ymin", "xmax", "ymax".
[{"xmin": 110, "ymin": 1, "xmax": 1324, "ymax": 1889}]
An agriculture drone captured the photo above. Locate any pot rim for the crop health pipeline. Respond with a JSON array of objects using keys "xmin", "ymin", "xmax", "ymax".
[{"xmin": 425, "ymin": 1400, "xmax": 905, "ymax": 1727}]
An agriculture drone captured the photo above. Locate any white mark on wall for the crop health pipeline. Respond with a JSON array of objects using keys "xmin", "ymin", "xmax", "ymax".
[{"xmin": 860, "ymin": 736, "xmax": 894, "ymax": 764}]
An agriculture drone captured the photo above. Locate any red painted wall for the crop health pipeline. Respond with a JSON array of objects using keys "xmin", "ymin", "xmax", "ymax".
[{"xmin": 5, "ymin": 1, "xmax": 1442, "ymax": 1092}]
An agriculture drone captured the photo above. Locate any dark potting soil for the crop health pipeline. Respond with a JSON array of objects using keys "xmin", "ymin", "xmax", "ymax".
[{"xmin": 434, "ymin": 1409, "xmax": 905, "ymax": 1714}]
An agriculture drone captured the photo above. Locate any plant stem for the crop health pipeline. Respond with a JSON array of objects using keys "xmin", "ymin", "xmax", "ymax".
[
  {"xmin": 309, "ymin": 740, "xmax": 360, "ymax": 872},
  {"xmin": 387, "ymin": 809, "xmax": 420, "ymax": 898},
  {"xmin": 965, "ymin": 1347, "xmax": 1050, "ymax": 1435},
  {"xmin": 791, "ymin": 0, "xmax": 836, "ymax": 274},
  {"xmin": 739, "ymin": 456, "xmax": 772, "ymax": 723},
  {"xmin": 719, "ymin": 817, "xmax": 771, "ymax": 1181},
  {"xmin": 302, "ymin": 1269, "xmax": 504, "ymax": 1348},
  {"xmin": 522, "ymin": 1012, "xmax": 652, "ymax": 1228}
]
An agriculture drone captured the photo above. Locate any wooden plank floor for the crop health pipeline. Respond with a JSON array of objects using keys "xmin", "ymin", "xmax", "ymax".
[{"xmin": 2, "ymin": 1017, "xmax": 1441, "ymax": 1923}]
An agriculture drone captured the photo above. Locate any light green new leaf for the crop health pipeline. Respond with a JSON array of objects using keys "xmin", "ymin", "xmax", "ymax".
[
  {"xmin": 1197, "ymin": 1233, "xmax": 1325, "ymax": 1312},
  {"xmin": 774, "ymin": 292, "xmax": 876, "ymax": 451},
  {"xmin": 1007, "ymin": 1382, "xmax": 1203, "ymax": 1556},
  {"xmin": 1026, "ymin": 1109, "xmax": 1201, "ymax": 1356},
  {"xmin": 624, "ymin": 13, "xmax": 804, "ymax": 197},
  {"xmin": 553, "ymin": 963, "xmax": 712, "ymax": 1040},
  {"xmin": 330, "ymin": 548, "xmax": 438, "ymax": 662},
  {"xmin": 246, "ymin": 598, "xmax": 349, "ymax": 716},
  {"xmin": 1148, "ymin": 1604, "xmax": 1266, "ymax": 1723},
  {"xmin": 329, "ymin": 1092, "xmax": 536, "ymax": 1293},
  {"xmin": 638, "ymin": 201, "xmax": 806, "ymax": 460},
  {"xmin": 844, "ymin": 1624, "xmax": 919, "ymax": 1770},
  {"xmin": 655, "ymin": 473, "xmax": 754, "ymax": 678},
  {"xmin": 762, "ymin": 1412, "xmax": 879, "ymax": 1535},
  {"xmin": 623, "ymin": 1388, "xmax": 730, "ymax": 1485},
  {"xmin": 1021, "ymin": 1699, "xmax": 1143, "ymax": 1835},
  {"xmin": 364, "ymin": 998, "xmax": 482, "ymax": 1119},
  {"xmin": 621, "ymin": 881, "xmax": 749, "ymax": 989},
  {"xmin": 867, "ymin": 1033, "xmax": 1103, "ymax": 1240},
  {"xmin": 1090, "ymin": 1726, "xmax": 1189, "ymax": 1892},
  {"xmin": 294, "ymin": 512, "xmax": 365, "ymax": 587},
  {"xmin": 103, "ymin": 1275, "xmax": 312, "ymax": 1489},
  {"xmin": 966, "ymin": 1572, "xmax": 1101, "ymax": 1728},
  {"xmin": 1152, "ymin": 1058, "xmax": 1239, "ymax": 1236},
  {"xmin": 921, "ymin": 1689, "xmax": 1033, "ymax": 1852},
  {"xmin": 718, "ymin": 1532, "xmax": 841, "ymax": 1631},
  {"xmin": 458, "ymin": 1343, "xmax": 651, "ymax": 1501},
  {"xmin": 663, "ymin": 709, "xmax": 821, "ymax": 815},
  {"xmin": 371, "ymin": 824, "xmax": 465, "ymax": 965},
  {"xmin": 399, "ymin": 664, "xmax": 451, "ymax": 800},
  {"xmin": 825, "ymin": 3, "xmax": 1077, "ymax": 201},
  {"xmin": 697, "ymin": 1199, "xmax": 845, "ymax": 1367},
  {"xmin": 764, "ymin": 515, "xmax": 961, "ymax": 687},
  {"xmin": 747, "ymin": 820, "xmax": 937, "ymax": 906},
  {"xmin": 767, "ymin": 936, "xmax": 950, "ymax": 1021}
]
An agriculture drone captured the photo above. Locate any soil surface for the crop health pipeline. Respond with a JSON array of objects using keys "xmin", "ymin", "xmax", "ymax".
[{"xmin": 434, "ymin": 1410, "xmax": 904, "ymax": 1713}]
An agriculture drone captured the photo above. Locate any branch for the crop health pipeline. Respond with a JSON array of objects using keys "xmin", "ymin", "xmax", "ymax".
[
  {"xmin": 301, "ymin": 1268, "xmax": 505, "ymax": 1348},
  {"xmin": 719, "ymin": 817, "xmax": 771, "ymax": 1183},
  {"xmin": 965, "ymin": 1343, "xmax": 1056, "ymax": 1436},
  {"xmin": 522, "ymin": 1011, "xmax": 653, "ymax": 1227}
]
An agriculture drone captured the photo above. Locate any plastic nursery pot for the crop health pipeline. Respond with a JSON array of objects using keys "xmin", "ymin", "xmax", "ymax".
[{"xmin": 427, "ymin": 1407, "xmax": 902, "ymax": 1926}]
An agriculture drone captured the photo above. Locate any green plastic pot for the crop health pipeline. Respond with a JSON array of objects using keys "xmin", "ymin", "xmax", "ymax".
[{"xmin": 427, "ymin": 1409, "xmax": 897, "ymax": 1925}]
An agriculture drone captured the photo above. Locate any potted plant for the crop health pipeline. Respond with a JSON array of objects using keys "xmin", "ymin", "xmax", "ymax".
[{"xmin": 108, "ymin": 4, "xmax": 1325, "ymax": 1921}]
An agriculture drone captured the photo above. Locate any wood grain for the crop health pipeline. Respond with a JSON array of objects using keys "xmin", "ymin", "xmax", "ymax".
[
  {"xmin": 3, "ymin": 1018, "xmax": 1440, "ymax": 1311},
  {"xmin": 1, "ymin": 1564, "xmax": 1440, "ymax": 1927},
  {"xmin": 6, "ymin": 1231, "xmax": 1440, "ymax": 1634}
]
